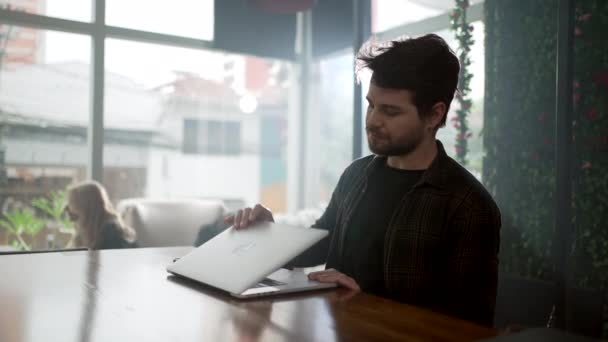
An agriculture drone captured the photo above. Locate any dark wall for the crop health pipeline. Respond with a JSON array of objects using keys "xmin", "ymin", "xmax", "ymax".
[
  {"xmin": 214, "ymin": 0, "xmax": 368, "ymax": 60},
  {"xmin": 214, "ymin": 0, "xmax": 298, "ymax": 60}
]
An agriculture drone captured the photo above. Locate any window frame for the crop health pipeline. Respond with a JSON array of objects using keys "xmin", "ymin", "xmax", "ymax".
[{"xmin": 0, "ymin": 0, "xmax": 484, "ymax": 210}]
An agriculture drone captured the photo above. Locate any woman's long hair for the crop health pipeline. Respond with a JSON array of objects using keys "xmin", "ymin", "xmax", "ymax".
[{"xmin": 67, "ymin": 181, "xmax": 136, "ymax": 248}]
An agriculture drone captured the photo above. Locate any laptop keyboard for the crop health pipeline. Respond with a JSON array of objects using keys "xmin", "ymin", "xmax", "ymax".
[{"xmin": 252, "ymin": 278, "xmax": 287, "ymax": 288}]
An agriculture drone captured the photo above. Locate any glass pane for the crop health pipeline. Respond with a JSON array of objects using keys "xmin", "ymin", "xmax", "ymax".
[
  {"xmin": 372, "ymin": 0, "xmax": 485, "ymax": 33},
  {"xmin": 1, "ymin": 0, "xmax": 92, "ymax": 22},
  {"xmin": 0, "ymin": 27, "xmax": 90, "ymax": 251},
  {"xmin": 372, "ymin": 0, "xmax": 445, "ymax": 33},
  {"xmin": 106, "ymin": 0, "xmax": 214, "ymax": 40},
  {"xmin": 316, "ymin": 52, "xmax": 353, "ymax": 205},
  {"xmin": 103, "ymin": 39, "xmax": 291, "ymax": 215}
]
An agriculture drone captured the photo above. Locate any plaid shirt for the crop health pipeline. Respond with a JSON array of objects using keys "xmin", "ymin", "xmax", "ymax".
[{"xmin": 291, "ymin": 141, "xmax": 501, "ymax": 327}]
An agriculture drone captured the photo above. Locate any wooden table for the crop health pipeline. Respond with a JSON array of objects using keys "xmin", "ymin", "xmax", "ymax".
[{"xmin": 0, "ymin": 247, "xmax": 497, "ymax": 342}]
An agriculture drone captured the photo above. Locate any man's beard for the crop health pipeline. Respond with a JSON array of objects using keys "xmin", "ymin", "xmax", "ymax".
[{"xmin": 367, "ymin": 130, "xmax": 424, "ymax": 156}]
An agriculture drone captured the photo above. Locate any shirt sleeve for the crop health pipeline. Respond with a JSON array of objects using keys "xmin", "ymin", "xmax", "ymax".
[
  {"xmin": 442, "ymin": 190, "xmax": 501, "ymax": 327},
  {"xmin": 284, "ymin": 166, "xmax": 348, "ymax": 268}
]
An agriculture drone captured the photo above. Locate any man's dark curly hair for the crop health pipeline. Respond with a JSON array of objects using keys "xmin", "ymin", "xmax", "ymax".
[{"xmin": 357, "ymin": 34, "xmax": 460, "ymax": 128}]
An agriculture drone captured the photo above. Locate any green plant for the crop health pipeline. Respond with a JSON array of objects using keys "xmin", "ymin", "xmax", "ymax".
[
  {"xmin": 450, "ymin": 0, "xmax": 475, "ymax": 165},
  {"xmin": 0, "ymin": 209, "xmax": 45, "ymax": 250},
  {"xmin": 485, "ymin": 0, "xmax": 608, "ymax": 336},
  {"xmin": 32, "ymin": 190, "xmax": 74, "ymax": 231}
]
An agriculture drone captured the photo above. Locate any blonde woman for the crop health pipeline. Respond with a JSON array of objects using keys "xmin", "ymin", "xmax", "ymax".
[{"xmin": 65, "ymin": 181, "xmax": 137, "ymax": 249}]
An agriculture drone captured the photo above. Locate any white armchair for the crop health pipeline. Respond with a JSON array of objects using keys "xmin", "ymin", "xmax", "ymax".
[{"xmin": 117, "ymin": 198, "xmax": 226, "ymax": 247}]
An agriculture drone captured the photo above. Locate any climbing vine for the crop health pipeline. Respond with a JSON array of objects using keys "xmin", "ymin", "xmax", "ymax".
[{"xmin": 450, "ymin": 0, "xmax": 474, "ymax": 165}]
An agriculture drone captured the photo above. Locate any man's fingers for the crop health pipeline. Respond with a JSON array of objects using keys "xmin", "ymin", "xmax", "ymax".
[
  {"xmin": 320, "ymin": 273, "xmax": 359, "ymax": 291},
  {"xmin": 224, "ymin": 214, "xmax": 235, "ymax": 225},
  {"xmin": 250, "ymin": 204, "xmax": 262, "ymax": 221},
  {"xmin": 308, "ymin": 270, "xmax": 360, "ymax": 291},
  {"xmin": 335, "ymin": 275, "xmax": 361, "ymax": 291},
  {"xmin": 308, "ymin": 269, "xmax": 337, "ymax": 280},
  {"xmin": 240, "ymin": 208, "xmax": 252, "ymax": 228},
  {"xmin": 233, "ymin": 210, "xmax": 243, "ymax": 229},
  {"xmin": 231, "ymin": 204, "xmax": 275, "ymax": 230}
]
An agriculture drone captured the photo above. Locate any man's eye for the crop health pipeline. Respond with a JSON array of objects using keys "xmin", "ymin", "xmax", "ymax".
[{"xmin": 385, "ymin": 109, "xmax": 400, "ymax": 116}]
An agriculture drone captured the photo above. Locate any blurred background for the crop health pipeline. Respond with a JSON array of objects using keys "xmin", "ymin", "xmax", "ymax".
[{"xmin": 0, "ymin": 0, "xmax": 606, "ymax": 337}]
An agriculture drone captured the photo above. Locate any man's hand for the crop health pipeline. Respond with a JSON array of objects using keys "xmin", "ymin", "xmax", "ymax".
[
  {"xmin": 225, "ymin": 204, "xmax": 275, "ymax": 230},
  {"xmin": 307, "ymin": 268, "xmax": 361, "ymax": 291}
]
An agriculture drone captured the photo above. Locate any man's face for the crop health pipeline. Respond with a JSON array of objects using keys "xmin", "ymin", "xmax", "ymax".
[{"xmin": 365, "ymin": 82, "xmax": 429, "ymax": 156}]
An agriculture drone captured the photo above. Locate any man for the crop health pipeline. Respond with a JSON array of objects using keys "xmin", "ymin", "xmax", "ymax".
[{"xmin": 227, "ymin": 34, "xmax": 501, "ymax": 327}]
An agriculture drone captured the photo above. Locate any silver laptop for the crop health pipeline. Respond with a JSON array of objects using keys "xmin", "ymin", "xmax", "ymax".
[{"xmin": 166, "ymin": 222, "xmax": 337, "ymax": 298}]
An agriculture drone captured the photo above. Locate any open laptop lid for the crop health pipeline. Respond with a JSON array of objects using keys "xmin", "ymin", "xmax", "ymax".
[{"xmin": 167, "ymin": 222, "xmax": 328, "ymax": 294}]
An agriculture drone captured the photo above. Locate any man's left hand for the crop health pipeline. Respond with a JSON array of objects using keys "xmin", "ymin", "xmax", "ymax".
[{"xmin": 307, "ymin": 268, "xmax": 361, "ymax": 291}]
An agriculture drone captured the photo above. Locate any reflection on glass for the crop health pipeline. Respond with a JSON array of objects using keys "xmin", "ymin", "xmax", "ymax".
[
  {"xmin": 229, "ymin": 302, "xmax": 273, "ymax": 342},
  {"xmin": 77, "ymin": 250, "xmax": 100, "ymax": 342},
  {"xmin": 0, "ymin": 27, "xmax": 90, "ymax": 251}
]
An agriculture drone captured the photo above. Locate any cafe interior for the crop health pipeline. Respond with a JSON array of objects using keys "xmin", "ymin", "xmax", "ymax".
[{"xmin": 0, "ymin": 0, "xmax": 607, "ymax": 341}]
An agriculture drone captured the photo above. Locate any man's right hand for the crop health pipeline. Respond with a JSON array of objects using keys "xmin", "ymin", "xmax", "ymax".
[{"xmin": 224, "ymin": 204, "xmax": 275, "ymax": 230}]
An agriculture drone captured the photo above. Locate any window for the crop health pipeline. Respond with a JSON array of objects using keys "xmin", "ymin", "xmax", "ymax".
[
  {"xmin": 372, "ymin": 0, "xmax": 484, "ymax": 33},
  {"xmin": 183, "ymin": 119, "xmax": 242, "ymax": 155},
  {"xmin": 106, "ymin": 0, "xmax": 214, "ymax": 40},
  {"xmin": 372, "ymin": 0, "xmax": 444, "ymax": 33},
  {"xmin": 103, "ymin": 39, "xmax": 292, "ymax": 212},
  {"xmin": 1, "ymin": 0, "xmax": 92, "ymax": 22},
  {"xmin": 315, "ymin": 52, "xmax": 353, "ymax": 204},
  {"xmin": 0, "ymin": 26, "xmax": 90, "ymax": 250},
  {"xmin": 0, "ymin": 3, "xmax": 298, "ymax": 251}
]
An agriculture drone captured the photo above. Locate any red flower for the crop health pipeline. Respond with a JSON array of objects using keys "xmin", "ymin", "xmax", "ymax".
[
  {"xmin": 573, "ymin": 81, "xmax": 580, "ymax": 89},
  {"xmin": 575, "ymin": 27, "xmax": 582, "ymax": 36},
  {"xmin": 532, "ymin": 152, "xmax": 540, "ymax": 161},
  {"xmin": 573, "ymin": 93, "xmax": 581, "ymax": 104},
  {"xmin": 593, "ymin": 71, "xmax": 608, "ymax": 88},
  {"xmin": 586, "ymin": 107, "xmax": 599, "ymax": 120},
  {"xmin": 578, "ymin": 13, "xmax": 592, "ymax": 22},
  {"xmin": 581, "ymin": 161, "xmax": 592, "ymax": 169}
]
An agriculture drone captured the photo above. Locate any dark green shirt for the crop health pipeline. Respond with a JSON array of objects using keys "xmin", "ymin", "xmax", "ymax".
[
  {"xmin": 341, "ymin": 162, "xmax": 424, "ymax": 295},
  {"xmin": 291, "ymin": 141, "xmax": 501, "ymax": 327}
]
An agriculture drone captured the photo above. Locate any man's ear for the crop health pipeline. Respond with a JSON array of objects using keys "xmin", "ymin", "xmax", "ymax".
[{"xmin": 427, "ymin": 102, "xmax": 447, "ymax": 130}]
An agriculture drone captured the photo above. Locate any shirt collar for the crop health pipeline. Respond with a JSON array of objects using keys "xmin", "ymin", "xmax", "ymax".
[{"xmin": 367, "ymin": 140, "xmax": 452, "ymax": 191}]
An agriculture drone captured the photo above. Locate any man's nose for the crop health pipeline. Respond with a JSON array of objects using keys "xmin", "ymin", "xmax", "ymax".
[{"xmin": 366, "ymin": 109, "xmax": 382, "ymax": 129}]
